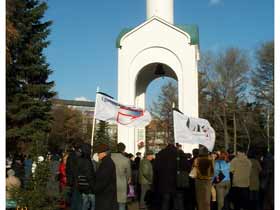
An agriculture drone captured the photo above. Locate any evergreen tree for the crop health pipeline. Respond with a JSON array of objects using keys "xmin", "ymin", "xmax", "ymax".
[
  {"xmin": 94, "ymin": 120, "xmax": 117, "ymax": 150},
  {"xmin": 6, "ymin": 0, "xmax": 57, "ymax": 209},
  {"xmin": 6, "ymin": 0, "xmax": 55, "ymax": 156},
  {"xmin": 6, "ymin": 0, "xmax": 19, "ymax": 64}
]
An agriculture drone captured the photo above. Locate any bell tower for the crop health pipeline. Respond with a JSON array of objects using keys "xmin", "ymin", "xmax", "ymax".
[
  {"xmin": 146, "ymin": 0, "xmax": 174, "ymax": 24},
  {"xmin": 117, "ymin": 0, "xmax": 200, "ymax": 154}
]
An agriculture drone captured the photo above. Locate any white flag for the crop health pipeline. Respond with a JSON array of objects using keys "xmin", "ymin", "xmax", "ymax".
[
  {"xmin": 173, "ymin": 110, "xmax": 215, "ymax": 151},
  {"xmin": 94, "ymin": 92, "xmax": 152, "ymax": 127}
]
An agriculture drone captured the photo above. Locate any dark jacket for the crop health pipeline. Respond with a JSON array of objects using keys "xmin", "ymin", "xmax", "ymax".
[
  {"xmin": 134, "ymin": 157, "xmax": 141, "ymax": 170},
  {"xmin": 12, "ymin": 161, "xmax": 25, "ymax": 183},
  {"xmin": 154, "ymin": 144, "xmax": 177, "ymax": 193},
  {"xmin": 177, "ymin": 150, "xmax": 192, "ymax": 173},
  {"xmin": 76, "ymin": 143, "xmax": 95, "ymax": 194},
  {"xmin": 66, "ymin": 149, "xmax": 78, "ymax": 187},
  {"xmin": 94, "ymin": 155, "xmax": 118, "ymax": 210}
]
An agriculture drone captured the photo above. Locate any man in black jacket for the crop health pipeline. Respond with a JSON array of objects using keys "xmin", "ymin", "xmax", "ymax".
[
  {"xmin": 154, "ymin": 143, "xmax": 184, "ymax": 210},
  {"xmin": 77, "ymin": 143, "xmax": 96, "ymax": 210},
  {"xmin": 66, "ymin": 143, "xmax": 79, "ymax": 187},
  {"xmin": 134, "ymin": 152, "xmax": 142, "ymax": 201},
  {"xmin": 94, "ymin": 143, "xmax": 118, "ymax": 210},
  {"xmin": 66, "ymin": 143, "xmax": 82, "ymax": 210}
]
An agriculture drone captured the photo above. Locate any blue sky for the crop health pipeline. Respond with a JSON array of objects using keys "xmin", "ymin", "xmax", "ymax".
[{"xmin": 44, "ymin": 0, "xmax": 274, "ymax": 103}]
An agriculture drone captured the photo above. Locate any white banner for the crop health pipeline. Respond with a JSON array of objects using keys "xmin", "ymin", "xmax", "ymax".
[
  {"xmin": 173, "ymin": 110, "xmax": 215, "ymax": 151},
  {"xmin": 94, "ymin": 92, "xmax": 152, "ymax": 127}
]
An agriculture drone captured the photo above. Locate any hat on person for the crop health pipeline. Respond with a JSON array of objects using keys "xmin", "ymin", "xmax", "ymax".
[
  {"xmin": 117, "ymin": 142, "xmax": 126, "ymax": 153},
  {"xmin": 199, "ymin": 146, "xmax": 209, "ymax": 156},
  {"xmin": 95, "ymin": 143, "xmax": 110, "ymax": 153},
  {"xmin": 7, "ymin": 169, "xmax": 15, "ymax": 177},
  {"xmin": 145, "ymin": 150, "xmax": 154, "ymax": 156},
  {"xmin": 237, "ymin": 147, "xmax": 246, "ymax": 154}
]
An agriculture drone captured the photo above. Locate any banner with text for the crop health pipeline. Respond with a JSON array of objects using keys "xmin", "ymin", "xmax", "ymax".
[
  {"xmin": 173, "ymin": 110, "xmax": 215, "ymax": 151},
  {"xmin": 95, "ymin": 92, "xmax": 152, "ymax": 127}
]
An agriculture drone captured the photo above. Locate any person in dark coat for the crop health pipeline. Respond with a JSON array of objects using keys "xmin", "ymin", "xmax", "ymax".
[
  {"xmin": 94, "ymin": 143, "xmax": 118, "ymax": 210},
  {"xmin": 177, "ymin": 150, "xmax": 192, "ymax": 210},
  {"xmin": 154, "ymin": 143, "xmax": 182, "ymax": 210},
  {"xmin": 76, "ymin": 143, "xmax": 96, "ymax": 210},
  {"xmin": 134, "ymin": 152, "xmax": 142, "ymax": 201},
  {"xmin": 66, "ymin": 143, "xmax": 83, "ymax": 210},
  {"xmin": 66, "ymin": 144, "xmax": 79, "ymax": 187},
  {"xmin": 134, "ymin": 152, "xmax": 141, "ymax": 170},
  {"xmin": 12, "ymin": 155, "xmax": 25, "ymax": 187},
  {"xmin": 23, "ymin": 155, "xmax": 32, "ymax": 187},
  {"xmin": 260, "ymin": 152, "xmax": 274, "ymax": 210}
]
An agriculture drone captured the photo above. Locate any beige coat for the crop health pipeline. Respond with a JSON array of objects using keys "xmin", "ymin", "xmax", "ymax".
[
  {"xmin": 230, "ymin": 153, "xmax": 252, "ymax": 187},
  {"xmin": 111, "ymin": 153, "xmax": 131, "ymax": 203},
  {"xmin": 6, "ymin": 176, "xmax": 21, "ymax": 199}
]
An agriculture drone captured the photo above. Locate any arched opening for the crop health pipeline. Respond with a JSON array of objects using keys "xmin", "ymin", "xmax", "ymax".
[
  {"xmin": 135, "ymin": 63, "xmax": 178, "ymax": 152},
  {"xmin": 135, "ymin": 62, "xmax": 178, "ymax": 100}
]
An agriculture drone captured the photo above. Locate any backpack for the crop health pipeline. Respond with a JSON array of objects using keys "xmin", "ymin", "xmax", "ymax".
[
  {"xmin": 77, "ymin": 174, "xmax": 90, "ymax": 193},
  {"xmin": 75, "ymin": 157, "xmax": 92, "ymax": 194}
]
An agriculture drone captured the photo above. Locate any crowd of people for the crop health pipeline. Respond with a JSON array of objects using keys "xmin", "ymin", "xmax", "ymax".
[{"xmin": 6, "ymin": 142, "xmax": 274, "ymax": 210}]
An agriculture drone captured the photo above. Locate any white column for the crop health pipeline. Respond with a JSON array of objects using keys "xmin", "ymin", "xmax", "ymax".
[
  {"xmin": 146, "ymin": 0, "xmax": 174, "ymax": 24},
  {"xmin": 135, "ymin": 90, "xmax": 146, "ymax": 155}
]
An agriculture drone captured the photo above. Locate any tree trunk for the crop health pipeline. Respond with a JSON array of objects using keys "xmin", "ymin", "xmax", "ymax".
[
  {"xmin": 242, "ymin": 119, "xmax": 251, "ymax": 154},
  {"xmin": 233, "ymin": 112, "xmax": 237, "ymax": 155},
  {"xmin": 267, "ymin": 109, "xmax": 270, "ymax": 153},
  {"xmin": 223, "ymin": 105, "xmax": 229, "ymax": 150}
]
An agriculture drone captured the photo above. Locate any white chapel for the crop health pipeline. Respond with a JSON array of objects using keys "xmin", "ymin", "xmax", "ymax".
[{"xmin": 117, "ymin": 0, "xmax": 200, "ymax": 154}]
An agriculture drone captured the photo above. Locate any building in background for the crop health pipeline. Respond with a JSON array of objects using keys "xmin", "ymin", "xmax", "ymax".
[{"xmin": 52, "ymin": 99, "xmax": 117, "ymax": 141}]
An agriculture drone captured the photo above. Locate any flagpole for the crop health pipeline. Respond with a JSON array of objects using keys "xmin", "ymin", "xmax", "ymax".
[
  {"xmin": 91, "ymin": 87, "xmax": 99, "ymax": 154},
  {"xmin": 172, "ymin": 102, "xmax": 176, "ymax": 144}
]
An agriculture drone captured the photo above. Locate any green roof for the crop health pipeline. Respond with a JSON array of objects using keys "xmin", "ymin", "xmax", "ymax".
[
  {"xmin": 116, "ymin": 24, "xmax": 199, "ymax": 48},
  {"xmin": 175, "ymin": 24, "xmax": 199, "ymax": 45},
  {"xmin": 116, "ymin": 28, "xmax": 133, "ymax": 48}
]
